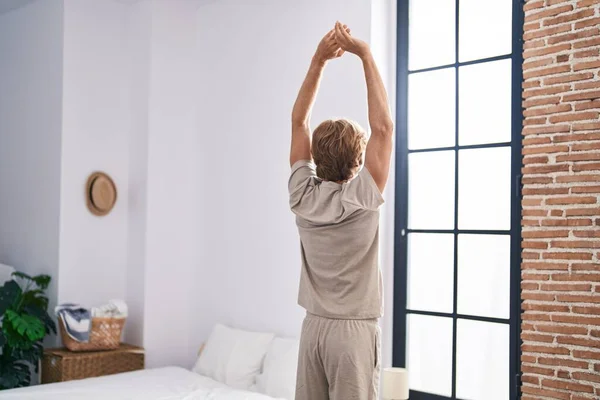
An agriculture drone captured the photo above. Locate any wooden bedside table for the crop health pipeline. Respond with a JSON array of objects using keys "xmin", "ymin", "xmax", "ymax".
[{"xmin": 41, "ymin": 343, "xmax": 145, "ymax": 383}]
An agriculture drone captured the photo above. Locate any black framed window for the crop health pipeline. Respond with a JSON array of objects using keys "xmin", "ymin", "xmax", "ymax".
[{"xmin": 392, "ymin": 1, "xmax": 523, "ymax": 399}]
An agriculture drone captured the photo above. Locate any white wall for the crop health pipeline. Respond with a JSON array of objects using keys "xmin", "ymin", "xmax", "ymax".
[
  {"xmin": 57, "ymin": 0, "xmax": 131, "ymax": 306},
  {"xmin": 142, "ymin": 0, "xmax": 201, "ymax": 368},
  {"xmin": 0, "ymin": 0, "xmax": 64, "ymax": 324},
  {"xmin": 193, "ymin": 0, "xmax": 380, "ymax": 345}
]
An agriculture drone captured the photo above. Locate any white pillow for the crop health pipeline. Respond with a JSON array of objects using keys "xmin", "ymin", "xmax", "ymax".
[
  {"xmin": 193, "ymin": 324, "xmax": 274, "ymax": 390},
  {"xmin": 255, "ymin": 338, "xmax": 300, "ymax": 400}
]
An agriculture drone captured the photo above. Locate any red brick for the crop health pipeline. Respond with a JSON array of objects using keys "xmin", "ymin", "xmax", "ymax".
[
  {"xmin": 536, "ymin": 324, "xmax": 589, "ymax": 334},
  {"xmin": 552, "ymin": 273, "xmax": 600, "ymax": 281},
  {"xmin": 557, "ymin": 294, "xmax": 600, "ymax": 303},
  {"xmin": 523, "ymin": 154, "xmax": 550, "ymax": 163},
  {"xmin": 543, "ymin": 251, "xmax": 594, "ymax": 260},
  {"xmin": 572, "ymin": 262, "xmax": 600, "ymax": 271},
  {"xmin": 574, "ymin": 59, "xmax": 600, "ymax": 71},
  {"xmin": 542, "ymin": 219, "xmax": 594, "ymax": 227},
  {"xmin": 523, "ymin": 219, "xmax": 541, "ymax": 227},
  {"xmin": 526, "ymin": 24, "xmax": 572, "ymax": 41},
  {"xmin": 522, "ymin": 261, "xmax": 570, "ymax": 270},
  {"xmin": 522, "ymin": 331, "xmax": 557, "ymax": 343},
  {"xmin": 523, "ymin": 230, "xmax": 569, "ymax": 238},
  {"xmin": 545, "ymin": 196, "xmax": 597, "ymax": 205},
  {"xmin": 520, "ymin": 386, "xmax": 570, "ymax": 400},
  {"xmin": 575, "ymin": 16, "xmax": 600, "ymax": 30},
  {"xmin": 524, "ymin": 177, "xmax": 554, "ymax": 185},
  {"xmin": 524, "ymin": 80, "xmax": 542, "ymax": 89},
  {"xmin": 523, "ymin": 313, "xmax": 553, "ymax": 321},
  {"xmin": 549, "ymin": 111, "xmax": 599, "ymax": 123},
  {"xmin": 544, "ymin": 72, "xmax": 594, "ymax": 85},
  {"xmin": 573, "ymin": 230, "xmax": 600, "ymax": 237},
  {"xmin": 575, "ymin": 100, "xmax": 600, "ymax": 110},
  {"xmin": 525, "ymin": 4, "xmax": 574, "ymax": 23},
  {"xmin": 548, "ymin": 28, "xmax": 600, "ymax": 45},
  {"xmin": 572, "ymin": 372, "xmax": 600, "ymax": 383},
  {"xmin": 573, "ymin": 36, "xmax": 600, "ymax": 49},
  {"xmin": 522, "ymin": 145, "xmax": 570, "ymax": 155},
  {"xmin": 523, "ymin": 96, "xmax": 561, "ymax": 108},
  {"xmin": 523, "ymin": 198, "xmax": 543, "ymax": 207},
  {"xmin": 577, "ymin": 0, "xmax": 600, "ymax": 7},
  {"xmin": 522, "ymin": 292, "xmax": 556, "ymax": 301},
  {"xmin": 523, "ymin": 104, "xmax": 571, "ymax": 117},
  {"xmin": 522, "ymin": 251, "xmax": 541, "ymax": 258},
  {"xmin": 523, "ymin": 85, "xmax": 571, "ymax": 99},
  {"xmin": 575, "ymin": 80, "xmax": 600, "ymax": 90},
  {"xmin": 554, "ymin": 132, "xmax": 600, "ymax": 142},
  {"xmin": 521, "ymin": 346, "xmax": 570, "ymax": 357},
  {"xmin": 575, "ymin": 49, "xmax": 600, "ymax": 59},
  {"xmin": 556, "ymin": 153, "xmax": 600, "ymax": 162},
  {"xmin": 524, "ymin": 116, "xmax": 547, "ymax": 126},
  {"xmin": 522, "ymin": 375, "xmax": 540, "ymax": 385},
  {"xmin": 524, "ymin": 273, "xmax": 551, "ymax": 281},
  {"xmin": 564, "ymin": 91, "xmax": 600, "ymax": 102},
  {"xmin": 550, "ymin": 209, "xmax": 564, "ymax": 216},
  {"xmin": 524, "ymin": 0, "xmax": 544, "ymax": 11},
  {"xmin": 573, "ymin": 350, "xmax": 600, "ymax": 360},
  {"xmin": 523, "ymin": 240, "xmax": 549, "ymax": 248},
  {"xmin": 522, "ymin": 186, "xmax": 568, "ymax": 194},
  {"xmin": 573, "ymin": 305, "xmax": 600, "ymax": 315},
  {"xmin": 573, "ymin": 122, "xmax": 600, "ymax": 131},
  {"xmin": 572, "ymin": 141, "xmax": 600, "ymax": 151},
  {"xmin": 573, "ymin": 163, "xmax": 600, "ymax": 172},
  {"xmin": 525, "ymin": 39, "xmax": 546, "ymax": 50},
  {"xmin": 544, "ymin": 9, "xmax": 596, "ymax": 27},
  {"xmin": 555, "ymin": 174, "xmax": 600, "ymax": 182},
  {"xmin": 523, "ymin": 303, "xmax": 569, "ymax": 312},
  {"xmin": 523, "ymin": 125, "xmax": 570, "ymax": 135},
  {"xmin": 552, "ymin": 314, "xmax": 600, "ymax": 324},
  {"xmin": 542, "ymin": 378, "xmax": 594, "ymax": 393},
  {"xmin": 564, "ymin": 209, "xmax": 600, "ymax": 217},
  {"xmin": 572, "ymin": 163, "xmax": 600, "ymax": 172},
  {"xmin": 542, "ymin": 282, "xmax": 593, "ymax": 291}
]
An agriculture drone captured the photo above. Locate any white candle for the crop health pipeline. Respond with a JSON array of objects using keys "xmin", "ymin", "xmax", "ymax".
[{"xmin": 382, "ymin": 367, "xmax": 409, "ymax": 400}]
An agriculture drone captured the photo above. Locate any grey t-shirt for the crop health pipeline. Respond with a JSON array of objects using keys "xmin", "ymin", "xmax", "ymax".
[{"xmin": 289, "ymin": 160, "xmax": 384, "ymax": 319}]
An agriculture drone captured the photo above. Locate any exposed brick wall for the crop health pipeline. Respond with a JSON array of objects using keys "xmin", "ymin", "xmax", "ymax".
[{"xmin": 521, "ymin": 0, "xmax": 600, "ymax": 399}]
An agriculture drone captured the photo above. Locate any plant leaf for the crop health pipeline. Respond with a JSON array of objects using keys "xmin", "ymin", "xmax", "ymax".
[
  {"xmin": 32, "ymin": 275, "xmax": 51, "ymax": 290},
  {"xmin": 5, "ymin": 311, "xmax": 45, "ymax": 342},
  {"xmin": 0, "ymin": 280, "xmax": 22, "ymax": 315},
  {"xmin": 11, "ymin": 271, "xmax": 32, "ymax": 282}
]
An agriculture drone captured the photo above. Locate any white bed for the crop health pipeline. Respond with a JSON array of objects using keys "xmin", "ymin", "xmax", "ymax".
[
  {"xmin": 0, "ymin": 367, "xmax": 279, "ymax": 400},
  {"xmin": 0, "ymin": 324, "xmax": 299, "ymax": 400}
]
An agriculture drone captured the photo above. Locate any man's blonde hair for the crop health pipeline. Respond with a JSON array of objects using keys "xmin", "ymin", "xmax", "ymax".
[{"xmin": 311, "ymin": 119, "xmax": 367, "ymax": 182}]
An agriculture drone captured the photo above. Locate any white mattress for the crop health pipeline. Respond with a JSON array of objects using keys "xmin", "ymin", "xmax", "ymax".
[{"xmin": 0, "ymin": 367, "xmax": 281, "ymax": 400}]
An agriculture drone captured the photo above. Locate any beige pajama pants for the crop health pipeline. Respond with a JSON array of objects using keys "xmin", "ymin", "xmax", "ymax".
[{"xmin": 295, "ymin": 313, "xmax": 381, "ymax": 400}]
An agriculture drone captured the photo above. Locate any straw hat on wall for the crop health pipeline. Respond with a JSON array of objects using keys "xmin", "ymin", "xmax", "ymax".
[{"xmin": 86, "ymin": 172, "xmax": 117, "ymax": 216}]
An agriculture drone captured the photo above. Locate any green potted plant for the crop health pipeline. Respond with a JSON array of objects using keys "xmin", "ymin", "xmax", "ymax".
[{"xmin": 0, "ymin": 272, "xmax": 56, "ymax": 390}]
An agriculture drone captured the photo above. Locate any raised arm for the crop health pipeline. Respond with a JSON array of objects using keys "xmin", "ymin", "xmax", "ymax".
[
  {"xmin": 290, "ymin": 29, "xmax": 345, "ymax": 167},
  {"xmin": 334, "ymin": 22, "xmax": 394, "ymax": 193}
]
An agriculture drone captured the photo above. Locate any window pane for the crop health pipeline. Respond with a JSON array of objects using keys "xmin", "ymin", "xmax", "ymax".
[
  {"xmin": 459, "ymin": 0, "xmax": 512, "ymax": 62},
  {"xmin": 408, "ymin": 233, "xmax": 454, "ymax": 313},
  {"xmin": 408, "ymin": 314, "xmax": 453, "ymax": 397},
  {"xmin": 409, "ymin": 151, "xmax": 455, "ymax": 230},
  {"xmin": 458, "ymin": 147, "xmax": 511, "ymax": 230},
  {"xmin": 458, "ymin": 234, "xmax": 511, "ymax": 319},
  {"xmin": 459, "ymin": 60, "xmax": 512, "ymax": 146},
  {"xmin": 408, "ymin": 68, "xmax": 456, "ymax": 150},
  {"xmin": 409, "ymin": 0, "xmax": 456, "ymax": 70},
  {"xmin": 457, "ymin": 320, "xmax": 509, "ymax": 400}
]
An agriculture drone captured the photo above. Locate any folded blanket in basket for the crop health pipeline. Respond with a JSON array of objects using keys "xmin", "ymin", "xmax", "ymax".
[{"xmin": 55, "ymin": 303, "xmax": 91, "ymax": 342}]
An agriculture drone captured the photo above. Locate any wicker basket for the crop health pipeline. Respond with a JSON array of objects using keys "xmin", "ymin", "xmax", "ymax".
[
  {"xmin": 41, "ymin": 344, "xmax": 144, "ymax": 383},
  {"xmin": 59, "ymin": 316, "xmax": 126, "ymax": 352}
]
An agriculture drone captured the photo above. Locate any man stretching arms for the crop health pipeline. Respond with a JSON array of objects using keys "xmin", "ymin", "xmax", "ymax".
[{"xmin": 289, "ymin": 22, "xmax": 394, "ymax": 400}]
